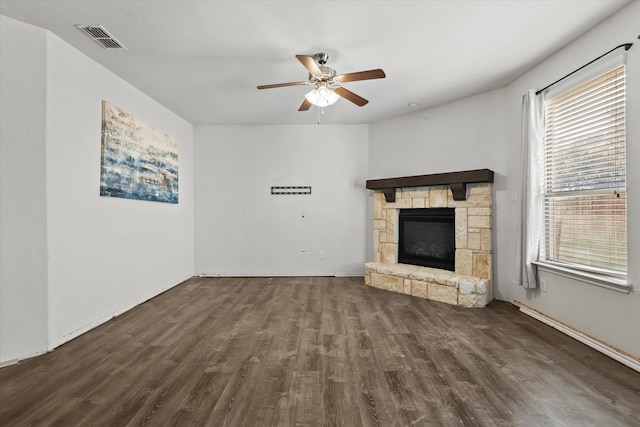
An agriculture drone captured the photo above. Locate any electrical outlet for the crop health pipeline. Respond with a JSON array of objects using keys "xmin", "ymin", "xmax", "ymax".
[
  {"xmin": 319, "ymin": 251, "xmax": 326, "ymax": 259},
  {"xmin": 301, "ymin": 251, "xmax": 307, "ymax": 260},
  {"xmin": 540, "ymin": 279, "xmax": 547, "ymax": 292}
]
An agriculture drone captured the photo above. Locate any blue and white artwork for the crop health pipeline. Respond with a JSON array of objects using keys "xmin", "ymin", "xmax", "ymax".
[{"xmin": 100, "ymin": 101, "xmax": 179, "ymax": 204}]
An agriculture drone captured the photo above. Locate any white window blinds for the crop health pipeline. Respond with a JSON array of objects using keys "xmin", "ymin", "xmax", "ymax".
[{"xmin": 543, "ymin": 65, "xmax": 626, "ymax": 277}]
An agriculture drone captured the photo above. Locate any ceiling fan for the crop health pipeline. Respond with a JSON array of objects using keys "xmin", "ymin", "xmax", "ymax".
[{"xmin": 257, "ymin": 53, "xmax": 386, "ymax": 111}]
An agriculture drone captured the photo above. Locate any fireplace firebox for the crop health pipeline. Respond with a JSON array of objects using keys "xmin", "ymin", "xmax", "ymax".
[{"xmin": 398, "ymin": 208, "xmax": 455, "ymax": 271}]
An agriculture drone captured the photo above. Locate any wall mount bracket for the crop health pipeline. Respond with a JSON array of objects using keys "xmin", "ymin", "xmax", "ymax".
[{"xmin": 271, "ymin": 186, "xmax": 311, "ymax": 195}]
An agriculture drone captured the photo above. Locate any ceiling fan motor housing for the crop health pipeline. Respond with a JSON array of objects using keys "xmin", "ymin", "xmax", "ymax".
[{"xmin": 319, "ymin": 66, "xmax": 336, "ymax": 79}]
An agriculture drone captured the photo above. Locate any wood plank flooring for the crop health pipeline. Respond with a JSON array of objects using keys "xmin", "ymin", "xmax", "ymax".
[{"xmin": 1, "ymin": 276, "xmax": 639, "ymax": 426}]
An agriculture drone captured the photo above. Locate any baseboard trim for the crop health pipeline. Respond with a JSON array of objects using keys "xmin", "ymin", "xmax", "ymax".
[
  {"xmin": 516, "ymin": 302, "xmax": 640, "ymax": 373},
  {"xmin": 197, "ymin": 273, "xmax": 364, "ymax": 278},
  {"xmin": 0, "ymin": 358, "xmax": 19, "ymax": 369}
]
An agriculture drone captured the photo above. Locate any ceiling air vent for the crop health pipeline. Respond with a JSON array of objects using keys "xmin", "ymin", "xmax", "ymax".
[{"xmin": 75, "ymin": 25, "xmax": 126, "ymax": 49}]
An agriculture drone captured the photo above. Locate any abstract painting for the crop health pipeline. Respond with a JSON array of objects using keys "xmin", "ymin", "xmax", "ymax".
[{"xmin": 100, "ymin": 101, "xmax": 179, "ymax": 204}]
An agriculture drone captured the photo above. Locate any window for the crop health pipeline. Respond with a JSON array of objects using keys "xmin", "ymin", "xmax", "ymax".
[{"xmin": 542, "ymin": 65, "xmax": 627, "ymax": 281}]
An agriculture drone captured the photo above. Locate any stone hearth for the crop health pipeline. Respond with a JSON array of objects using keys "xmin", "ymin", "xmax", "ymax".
[{"xmin": 365, "ymin": 180, "xmax": 493, "ymax": 308}]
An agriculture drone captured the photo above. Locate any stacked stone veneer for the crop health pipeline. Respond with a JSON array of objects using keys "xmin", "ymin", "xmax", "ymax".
[{"xmin": 365, "ymin": 183, "xmax": 493, "ymax": 307}]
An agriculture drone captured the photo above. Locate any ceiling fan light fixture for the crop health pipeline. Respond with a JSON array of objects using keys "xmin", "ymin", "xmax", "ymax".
[{"xmin": 305, "ymin": 84, "xmax": 340, "ymax": 107}]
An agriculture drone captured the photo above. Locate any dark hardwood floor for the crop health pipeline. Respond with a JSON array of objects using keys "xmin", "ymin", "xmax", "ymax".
[{"xmin": 1, "ymin": 276, "xmax": 638, "ymax": 426}]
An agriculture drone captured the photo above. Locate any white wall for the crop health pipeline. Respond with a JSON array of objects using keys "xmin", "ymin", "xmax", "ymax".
[
  {"xmin": 0, "ymin": 17, "xmax": 49, "ymax": 363},
  {"xmin": 369, "ymin": 1, "xmax": 640, "ymax": 358},
  {"xmin": 504, "ymin": 1, "xmax": 640, "ymax": 357},
  {"xmin": 0, "ymin": 16, "xmax": 195, "ymax": 362},
  {"xmin": 195, "ymin": 125, "xmax": 369, "ymax": 276},
  {"xmin": 44, "ymin": 33, "xmax": 195, "ymax": 348},
  {"xmin": 368, "ymin": 89, "xmax": 510, "ymax": 299}
]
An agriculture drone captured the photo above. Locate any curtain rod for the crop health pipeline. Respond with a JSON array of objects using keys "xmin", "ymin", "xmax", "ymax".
[{"xmin": 535, "ymin": 43, "xmax": 633, "ymax": 95}]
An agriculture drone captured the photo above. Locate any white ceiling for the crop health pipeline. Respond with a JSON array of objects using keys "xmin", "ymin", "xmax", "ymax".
[{"xmin": 0, "ymin": 0, "xmax": 630, "ymax": 125}]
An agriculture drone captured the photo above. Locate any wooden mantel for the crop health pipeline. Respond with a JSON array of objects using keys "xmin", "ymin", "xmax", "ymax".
[{"xmin": 366, "ymin": 169, "xmax": 494, "ymax": 202}]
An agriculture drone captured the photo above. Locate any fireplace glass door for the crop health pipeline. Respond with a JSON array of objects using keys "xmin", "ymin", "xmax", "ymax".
[{"xmin": 398, "ymin": 208, "xmax": 455, "ymax": 271}]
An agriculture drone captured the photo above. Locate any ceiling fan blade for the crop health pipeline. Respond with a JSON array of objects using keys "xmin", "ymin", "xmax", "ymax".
[
  {"xmin": 333, "ymin": 86, "xmax": 368, "ymax": 107},
  {"xmin": 335, "ymin": 69, "xmax": 386, "ymax": 83},
  {"xmin": 296, "ymin": 55, "xmax": 323, "ymax": 77},
  {"xmin": 257, "ymin": 81, "xmax": 309, "ymax": 90},
  {"xmin": 299, "ymin": 98, "xmax": 312, "ymax": 111}
]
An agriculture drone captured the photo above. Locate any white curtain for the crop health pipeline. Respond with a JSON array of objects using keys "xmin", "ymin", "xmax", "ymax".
[{"xmin": 520, "ymin": 89, "xmax": 544, "ymax": 288}]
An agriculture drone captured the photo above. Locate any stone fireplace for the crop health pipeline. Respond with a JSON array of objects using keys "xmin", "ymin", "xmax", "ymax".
[{"xmin": 364, "ymin": 170, "xmax": 493, "ymax": 308}]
